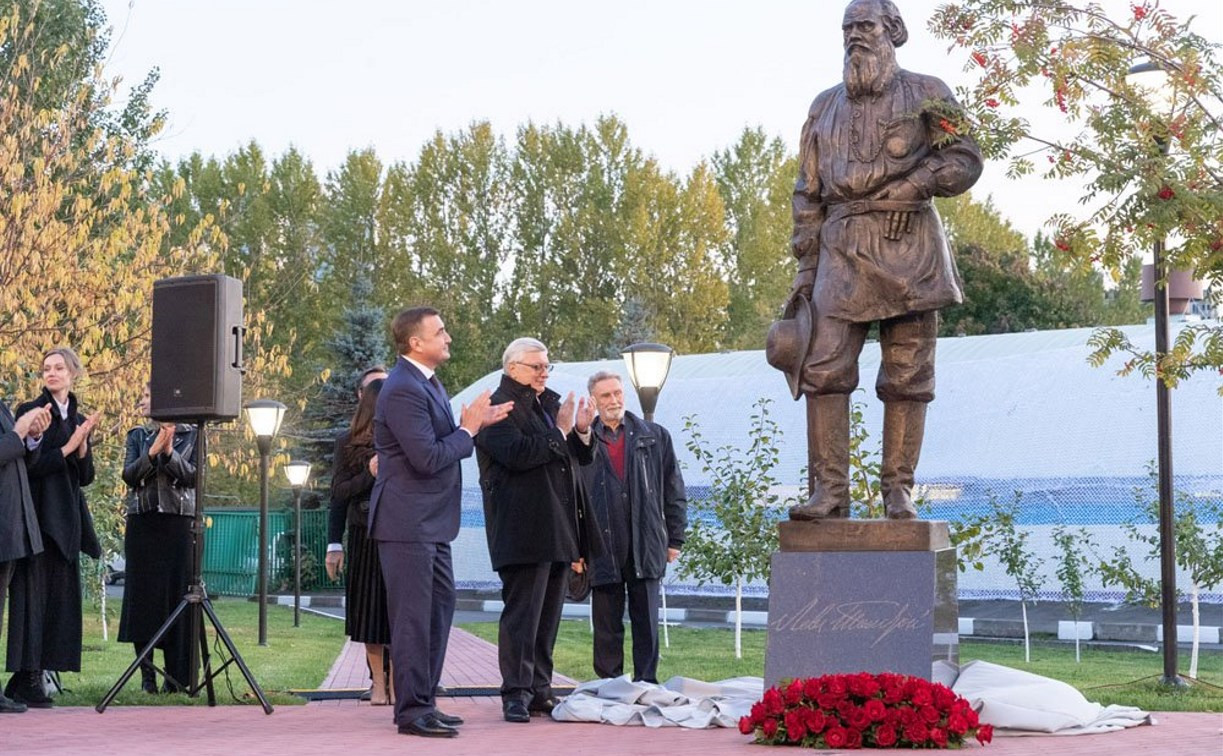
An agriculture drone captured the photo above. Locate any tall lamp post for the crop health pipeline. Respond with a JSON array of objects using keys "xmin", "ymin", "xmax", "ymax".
[
  {"xmin": 1126, "ymin": 60, "xmax": 1184, "ymax": 688},
  {"xmin": 620, "ymin": 343, "xmax": 675, "ymax": 423},
  {"xmin": 621, "ymin": 342, "xmax": 675, "ymax": 647},
  {"xmin": 245, "ymin": 399, "xmax": 286, "ymax": 647},
  {"xmin": 284, "ymin": 460, "xmax": 312, "ymax": 628}
]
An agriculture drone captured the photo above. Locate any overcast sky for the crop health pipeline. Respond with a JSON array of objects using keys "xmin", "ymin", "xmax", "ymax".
[{"xmin": 98, "ymin": 0, "xmax": 1220, "ymax": 239}]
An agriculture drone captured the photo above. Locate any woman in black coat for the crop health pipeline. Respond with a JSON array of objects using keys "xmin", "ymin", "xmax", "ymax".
[
  {"xmin": 118, "ymin": 385, "xmax": 197, "ymax": 694},
  {"xmin": 325, "ymin": 378, "xmax": 392, "ymax": 705},
  {"xmin": 5, "ymin": 347, "xmax": 100, "ymax": 708}
]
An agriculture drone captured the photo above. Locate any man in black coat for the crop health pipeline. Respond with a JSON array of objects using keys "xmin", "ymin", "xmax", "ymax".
[
  {"xmin": 476, "ymin": 337, "xmax": 596, "ymax": 723},
  {"xmin": 0, "ymin": 402, "xmax": 50, "ymax": 714},
  {"xmin": 581, "ymin": 371, "xmax": 687, "ymax": 683}
]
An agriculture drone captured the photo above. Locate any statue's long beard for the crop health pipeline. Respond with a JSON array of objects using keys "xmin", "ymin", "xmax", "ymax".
[{"xmin": 844, "ymin": 45, "xmax": 897, "ymax": 99}]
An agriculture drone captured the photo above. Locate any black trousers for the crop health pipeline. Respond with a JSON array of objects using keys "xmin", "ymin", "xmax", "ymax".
[
  {"xmin": 591, "ymin": 576, "xmax": 660, "ymax": 682},
  {"xmin": 497, "ymin": 562, "xmax": 567, "ymax": 704},
  {"xmin": 378, "ymin": 540, "xmax": 454, "ymax": 725}
]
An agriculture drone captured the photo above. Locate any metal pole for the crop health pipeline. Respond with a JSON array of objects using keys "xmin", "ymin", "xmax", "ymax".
[
  {"xmin": 189, "ymin": 419, "xmax": 207, "ymax": 690},
  {"xmin": 1153, "ymin": 232, "xmax": 1183, "ymax": 687},
  {"xmin": 257, "ymin": 440, "xmax": 270, "ymax": 646},
  {"xmin": 638, "ymin": 386, "xmax": 659, "ymax": 424},
  {"xmin": 293, "ymin": 486, "xmax": 302, "ymax": 627}
]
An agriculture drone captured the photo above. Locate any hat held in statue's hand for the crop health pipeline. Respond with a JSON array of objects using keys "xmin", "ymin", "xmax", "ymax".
[{"xmin": 766, "ymin": 293, "xmax": 812, "ymax": 400}]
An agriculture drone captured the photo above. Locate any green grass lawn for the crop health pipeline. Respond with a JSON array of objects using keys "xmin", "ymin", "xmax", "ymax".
[
  {"xmin": 0, "ymin": 598, "xmax": 346, "ymax": 707},
  {"xmin": 458, "ymin": 620, "xmax": 1223, "ymax": 713}
]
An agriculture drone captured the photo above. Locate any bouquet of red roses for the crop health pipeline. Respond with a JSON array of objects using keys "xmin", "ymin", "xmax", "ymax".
[{"xmin": 739, "ymin": 672, "xmax": 994, "ymax": 749}]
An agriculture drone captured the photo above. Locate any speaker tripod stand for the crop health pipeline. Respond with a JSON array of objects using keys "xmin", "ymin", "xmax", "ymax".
[{"xmin": 97, "ymin": 419, "xmax": 273, "ymax": 714}]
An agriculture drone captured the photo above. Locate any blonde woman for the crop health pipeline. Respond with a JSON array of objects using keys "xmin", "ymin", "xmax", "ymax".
[{"xmin": 5, "ymin": 347, "xmax": 100, "ymax": 708}]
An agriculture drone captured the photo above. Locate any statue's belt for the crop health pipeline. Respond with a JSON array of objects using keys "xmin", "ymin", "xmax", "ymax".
[{"xmin": 825, "ymin": 199, "xmax": 930, "ymax": 225}]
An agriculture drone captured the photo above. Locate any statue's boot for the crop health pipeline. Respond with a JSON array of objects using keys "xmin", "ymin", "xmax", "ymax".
[
  {"xmin": 881, "ymin": 400, "xmax": 926, "ymax": 520},
  {"xmin": 789, "ymin": 393, "xmax": 851, "ymax": 520}
]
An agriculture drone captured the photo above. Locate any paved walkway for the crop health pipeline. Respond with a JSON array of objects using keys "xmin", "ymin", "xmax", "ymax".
[{"xmin": 2, "ymin": 627, "xmax": 1220, "ymax": 755}]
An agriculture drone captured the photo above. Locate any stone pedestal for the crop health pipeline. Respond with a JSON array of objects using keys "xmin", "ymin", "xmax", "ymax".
[{"xmin": 763, "ymin": 520, "xmax": 958, "ymax": 689}]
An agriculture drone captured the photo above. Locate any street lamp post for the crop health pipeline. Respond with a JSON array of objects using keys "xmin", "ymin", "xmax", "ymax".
[
  {"xmin": 284, "ymin": 460, "xmax": 312, "ymax": 628},
  {"xmin": 1126, "ymin": 60, "xmax": 1184, "ymax": 688},
  {"xmin": 621, "ymin": 342, "xmax": 676, "ymax": 647},
  {"xmin": 620, "ymin": 343, "xmax": 675, "ymax": 423},
  {"xmin": 245, "ymin": 399, "xmax": 286, "ymax": 647}
]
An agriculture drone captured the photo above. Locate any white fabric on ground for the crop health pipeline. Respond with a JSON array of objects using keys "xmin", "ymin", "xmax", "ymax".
[
  {"xmin": 950, "ymin": 660, "xmax": 1151, "ymax": 736},
  {"xmin": 550, "ymin": 675, "xmax": 763, "ymax": 728}
]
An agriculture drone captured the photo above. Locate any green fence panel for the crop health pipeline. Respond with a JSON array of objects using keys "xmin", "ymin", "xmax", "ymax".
[{"xmin": 202, "ymin": 507, "xmax": 344, "ymax": 598}]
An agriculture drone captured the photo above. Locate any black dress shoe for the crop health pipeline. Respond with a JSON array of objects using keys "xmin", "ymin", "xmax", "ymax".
[
  {"xmin": 434, "ymin": 710, "xmax": 464, "ymax": 726},
  {"xmin": 398, "ymin": 714, "xmax": 459, "ymax": 738},
  {"xmin": 528, "ymin": 695, "xmax": 560, "ymax": 716},
  {"xmin": 503, "ymin": 699, "xmax": 530, "ymax": 723},
  {"xmin": 5, "ymin": 672, "xmax": 52, "ymax": 709},
  {"xmin": 0, "ymin": 693, "xmax": 27, "ymax": 713}
]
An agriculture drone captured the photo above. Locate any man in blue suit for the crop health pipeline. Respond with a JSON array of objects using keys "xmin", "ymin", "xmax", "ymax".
[{"xmin": 369, "ymin": 307, "xmax": 510, "ymax": 738}]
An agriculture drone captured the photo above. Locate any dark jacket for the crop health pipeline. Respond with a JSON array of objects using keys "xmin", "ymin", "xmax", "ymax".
[
  {"xmin": 476, "ymin": 374, "xmax": 600, "ymax": 571},
  {"xmin": 122, "ymin": 424, "xmax": 197, "ymax": 517},
  {"xmin": 329, "ymin": 430, "xmax": 375, "ymax": 543},
  {"xmin": 0, "ymin": 403, "xmax": 43, "ymax": 563},
  {"xmin": 368, "ymin": 356, "xmax": 473, "ymax": 543},
  {"xmin": 582, "ymin": 412, "xmax": 687, "ymax": 586},
  {"xmin": 16, "ymin": 388, "xmax": 100, "ymax": 561}
]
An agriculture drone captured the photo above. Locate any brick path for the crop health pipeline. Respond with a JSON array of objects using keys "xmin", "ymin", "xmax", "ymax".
[{"xmin": 1, "ymin": 627, "xmax": 1219, "ymax": 755}]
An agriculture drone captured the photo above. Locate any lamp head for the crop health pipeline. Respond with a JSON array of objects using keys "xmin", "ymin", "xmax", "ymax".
[
  {"xmin": 1126, "ymin": 60, "xmax": 1176, "ymax": 114},
  {"xmin": 284, "ymin": 459, "xmax": 312, "ymax": 488},
  {"xmin": 245, "ymin": 399, "xmax": 286, "ymax": 452},
  {"xmin": 620, "ymin": 343, "xmax": 674, "ymax": 420}
]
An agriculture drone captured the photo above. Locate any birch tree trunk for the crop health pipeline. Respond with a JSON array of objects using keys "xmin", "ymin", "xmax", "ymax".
[
  {"xmin": 1189, "ymin": 581, "xmax": 1200, "ymax": 679},
  {"xmin": 99, "ymin": 566, "xmax": 110, "ymax": 641},
  {"xmin": 734, "ymin": 575, "xmax": 743, "ymax": 660},
  {"xmin": 1022, "ymin": 601, "xmax": 1031, "ymax": 663}
]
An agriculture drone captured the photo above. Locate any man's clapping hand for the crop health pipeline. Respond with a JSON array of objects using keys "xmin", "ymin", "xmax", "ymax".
[
  {"xmin": 459, "ymin": 389, "xmax": 512, "ymax": 436},
  {"xmin": 13, "ymin": 405, "xmax": 52, "ymax": 440},
  {"xmin": 574, "ymin": 396, "xmax": 595, "ymax": 434},
  {"xmin": 555, "ymin": 392, "xmax": 577, "ymax": 435}
]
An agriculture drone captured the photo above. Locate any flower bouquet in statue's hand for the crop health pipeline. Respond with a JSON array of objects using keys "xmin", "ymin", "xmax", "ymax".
[{"xmin": 739, "ymin": 672, "xmax": 993, "ymax": 749}]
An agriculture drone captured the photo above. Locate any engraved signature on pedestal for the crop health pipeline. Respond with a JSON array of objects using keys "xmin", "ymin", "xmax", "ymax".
[{"xmin": 768, "ymin": 599, "xmax": 928, "ymax": 647}]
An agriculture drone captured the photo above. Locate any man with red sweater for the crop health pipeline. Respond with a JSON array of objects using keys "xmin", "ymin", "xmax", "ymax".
[{"xmin": 581, "ymin": 371, "xmax": 687, "ymax": 683}]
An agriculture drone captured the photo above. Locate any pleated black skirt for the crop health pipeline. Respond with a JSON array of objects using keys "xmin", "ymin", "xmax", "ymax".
[
  {"xmin": 346, "ymin": 521, "xmax": 390, "ymax": 645},
  {"xmin": 5, "ymin": 547, "xmax": 83, "ymax": 672},
  {"xmin": 118, "ymin": 513, "xmax": 193, "ymax": 647}
]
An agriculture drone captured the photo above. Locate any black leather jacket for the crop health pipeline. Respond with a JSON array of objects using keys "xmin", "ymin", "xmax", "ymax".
[{"xmin": 122, "ymin": 424, "xmax": 197, "ymax": 517}]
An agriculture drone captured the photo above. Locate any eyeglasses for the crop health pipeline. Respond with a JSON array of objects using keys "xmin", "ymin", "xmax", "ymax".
[{"xmin": 514, "ymin": 361, "xmax": 553, "ymax": 375}]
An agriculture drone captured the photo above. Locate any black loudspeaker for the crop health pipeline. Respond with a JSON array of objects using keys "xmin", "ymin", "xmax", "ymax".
[{"xmin": 151, "ymin": 275, "xmax": 245, "ymax": 421}]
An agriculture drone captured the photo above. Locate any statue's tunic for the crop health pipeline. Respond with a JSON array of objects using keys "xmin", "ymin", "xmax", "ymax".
[{"xmin": 793, "ymin": 70, "xmax": 983, "ymax": 324}]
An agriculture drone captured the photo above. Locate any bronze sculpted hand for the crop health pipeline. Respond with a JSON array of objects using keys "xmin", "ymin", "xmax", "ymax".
[
  {"xmin": 885, "ymin": 211, "xmax": 914, "ymax": 241},
  {"xmin": 872, "ymin": 175, "xmax": 929, "ymax": 241},
  {"xmin": 788, "ymin": 267, "xmax": 816, "ymax": 307}
]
